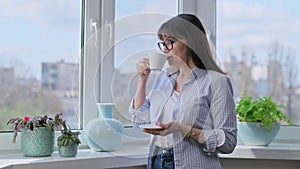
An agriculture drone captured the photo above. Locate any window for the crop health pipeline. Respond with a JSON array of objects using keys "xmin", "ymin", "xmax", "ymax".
[
  {"xmin": 83, "ymin": 0, "xmax": 300, "ymax": 145},
  {"xmin": 86, "ymin": 0, "xmax": 216, "ymax": 128},
  {"xmin": 0, "ymin": 0, "xmax": 82, "ymax": 131},
  {"xmin": 83, "ymin": 0, "xmax": 217, "ymax": 130},
  {"xmin": 217, "ymin": 0, "xmax": 300, "ymax": 125},
  {"xmin": 109, "ymin": 0, "xmax": 178, "ymax": 126},
  {"xmin": 2, "ymin": 0, "xmax": 298, "ymax": 152}
]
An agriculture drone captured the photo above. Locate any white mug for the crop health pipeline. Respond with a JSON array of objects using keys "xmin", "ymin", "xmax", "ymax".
[{"xmin": 148, "ymin": 52, "xmax": 166, "ymax": 71}]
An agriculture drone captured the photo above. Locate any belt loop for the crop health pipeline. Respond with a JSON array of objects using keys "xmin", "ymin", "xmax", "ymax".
[{"xmin": 154, "ymin": 146, "xmax": 160, "ymax": 156}]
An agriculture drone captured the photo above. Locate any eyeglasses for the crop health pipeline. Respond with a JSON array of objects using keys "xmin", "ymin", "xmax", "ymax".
[{"xmin": 157, "ymin": 38, "xmax": 177, "ymax": 52}]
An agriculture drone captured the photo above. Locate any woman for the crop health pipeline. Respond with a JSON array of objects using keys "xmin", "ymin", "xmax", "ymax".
[{"xmin": 129, "ymin": 14, "xmax": 237, "ymax": 169}]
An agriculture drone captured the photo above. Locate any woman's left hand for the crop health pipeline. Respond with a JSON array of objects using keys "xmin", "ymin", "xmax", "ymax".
[{"xmin": 143, "ymin": 122, "xmax": 179, "ymax": 136}]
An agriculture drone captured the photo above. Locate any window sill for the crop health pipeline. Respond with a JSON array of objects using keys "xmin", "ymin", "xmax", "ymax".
[
  {"xmin": 2, "ymin": 140, "xmax": 300, "ymax": 169},
  {"xmin": 0, "ymin": 142, "xmax": 149, "ymax": 169},
  {"xmin": 220, "ymin": 142, "xmax": 300, "ymax": 160}
]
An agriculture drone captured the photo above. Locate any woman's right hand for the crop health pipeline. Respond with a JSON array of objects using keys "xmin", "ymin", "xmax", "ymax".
[
  {"xmin": 133, "ymin": 58, "xmax": 150, "ymax": 109},
  {"xmin": 136, "ymin": 58, "xmax": 150, "ymax": 81}
]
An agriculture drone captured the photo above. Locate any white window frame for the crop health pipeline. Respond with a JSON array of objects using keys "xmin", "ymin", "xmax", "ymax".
[
  {"xmin": 1, "ymin": 0, "xmax": 299, "ymax": 152},
  {"xmin": 82, "ymin": 0, "xmax": 115, "ymax": 128}
]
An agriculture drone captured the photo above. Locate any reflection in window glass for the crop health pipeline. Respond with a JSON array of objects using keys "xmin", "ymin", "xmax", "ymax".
[
  {"xmin": 0, "ymin": 0, "xmax": 81, "ymax": 130},
  {"xmin": 113, "ymin": 0, "xmax": 177, "ymax": 126},
  {"xmin": 217, "ymin": 0, "xmax": 300, "ymax": 124}
]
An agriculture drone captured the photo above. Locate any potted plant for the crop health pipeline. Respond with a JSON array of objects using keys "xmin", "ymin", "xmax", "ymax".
[
  {"xmin": 236, "ymin": 94, "xmax": 292, "ymax": 145},
  {"xmin": 57, "ymin": 120, "xmax": 81, "ymax": 157},
  {"xmin": 7, "ymin": 113, "xmax": 63, "ymax": 156}
]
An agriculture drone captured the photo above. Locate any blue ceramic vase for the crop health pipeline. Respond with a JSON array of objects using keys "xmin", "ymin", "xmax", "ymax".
[
  {"xmin": 21, "ymin": 127, "xmax": 54, "ymax": 156},
  {"xmin": 85, "ymin": 103, "xmax": 124, "ymax": 151},
  {"xmin": 237, "ymin": 122, "xmax": 280, "ymax": 146}
]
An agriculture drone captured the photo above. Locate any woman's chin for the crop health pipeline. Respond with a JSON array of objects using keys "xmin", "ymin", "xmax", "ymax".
[
  {"xmin": 167, "ymin": 58, "xmax": 175, "ymax": 65},
  {"xmin": 167, "ymin": 60, "xmax": 180, "ymax": 67}
]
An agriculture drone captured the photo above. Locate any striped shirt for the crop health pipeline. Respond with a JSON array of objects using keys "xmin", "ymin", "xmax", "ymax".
[
  {"xmin": 153, "ymin": 89, "xmax": 178, "ymax": 148},
  {"xmin": 129, "ymin": 67, "xmax": 237, "ymax": 169}
]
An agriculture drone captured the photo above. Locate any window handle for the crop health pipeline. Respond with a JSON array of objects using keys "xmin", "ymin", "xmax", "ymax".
[
  {"xmin": 103, "ymin": 20, "xmax": 113, "ymax": 46},
  {"xmin": 90, "ymin": 19, "xmax": 98, "ymax": 47},
  {"xmin": 107, "ymin": 21, "xmax": 112, "ymax": 46}
]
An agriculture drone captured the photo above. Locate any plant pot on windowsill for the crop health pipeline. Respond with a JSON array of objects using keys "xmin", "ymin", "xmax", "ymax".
[
  {"xmin": 21, "ymin": 127, "xmax": 55, "ymax": 156},
  {"xmin": 237, "ymin": 122, "xmax": 280, "ymax": 146},
  {"xmin": 58, "ymin": 142, "xmax": 79, "ymax": 157},
  {"xmin": 236, "ymin": 94, "xmax": 292, "ymax": 146},
  {"xmin": 7, "ymin": 113, "xmax": 64, "ymax": 157},
  {"xmin": 57, "ymin": 120, "xmax": 81, "ymax": 157}
]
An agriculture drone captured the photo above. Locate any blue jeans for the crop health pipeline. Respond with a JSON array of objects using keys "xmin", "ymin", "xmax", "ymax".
[{"xmin": 151, "ymin": 147, "xmax": 174, "ymax": 169}]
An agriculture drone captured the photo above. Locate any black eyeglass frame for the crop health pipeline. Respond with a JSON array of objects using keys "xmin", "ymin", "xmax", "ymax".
[{"xmin": 157, "ymin": 37, "xmax": 177, "ymax": 52}]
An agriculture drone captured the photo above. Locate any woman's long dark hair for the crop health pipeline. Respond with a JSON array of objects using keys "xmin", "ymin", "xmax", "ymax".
[{"xmin": 157, "ymin": 14, "xmax": 224, "ymax": 74}]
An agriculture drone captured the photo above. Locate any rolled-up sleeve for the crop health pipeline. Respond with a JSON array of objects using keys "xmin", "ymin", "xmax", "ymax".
[
  {"xmin": 203, "ymin": 76, "xmax": 237, "ymax": 154},
  {"xmin": 128, "ymin": 96, "xmax": 151, "ymax": 128}
]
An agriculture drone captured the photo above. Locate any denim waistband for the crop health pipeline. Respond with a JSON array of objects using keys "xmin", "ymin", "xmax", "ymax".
[
  {"xmin": 154, "ymin": 146, "xmax": 174, "ymax": 155},
  {"xmin": 151, "ymin": 146, "xmax": 175, "ymax": 169}
]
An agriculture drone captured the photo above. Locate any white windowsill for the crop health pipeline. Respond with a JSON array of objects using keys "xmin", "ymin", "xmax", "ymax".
[
  {"xmin": 220, "ymin": 142, "xmax": 300, "ymax": 160},
  {"xmin": 2, "ymin": 140, "xmax": 300, "ymax": 169},
  {"xmin": 0, "ymin": 142, "xmax": 149, "ymax": 169},
  {"xmin": 1, "ymin": 126, "xmax": 300, "ymax": 169}
]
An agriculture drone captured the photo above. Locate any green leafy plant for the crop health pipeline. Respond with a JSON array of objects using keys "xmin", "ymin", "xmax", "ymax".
[
  {"xmin": 57, "ymin": 120, "xmax": 81, "ymax": 147},
  {"xmin": 236, "ymin": 94, "xmax": 292, "ymax": 132},
  {"xmin": 7, "ymin": 113, "xmax": 64, "ymax": 143}
]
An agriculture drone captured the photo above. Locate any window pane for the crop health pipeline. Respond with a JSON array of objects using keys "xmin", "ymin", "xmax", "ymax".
[
  {"xmin": 0, "ymin": 0, "xmax": 82, "ymax": 130},
  {"xmin": 113, "ymin": 0, "xmax": 177, "ymax": 126},
  {"xmin": 217, "ymin": 0, "xmax": 300, "ymax": 124}
]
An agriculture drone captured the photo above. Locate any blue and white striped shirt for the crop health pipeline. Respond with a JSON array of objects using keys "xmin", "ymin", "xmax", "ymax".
[{"xmin": 129, "ymin": 67, "xmax": 237, "ymax": 169}]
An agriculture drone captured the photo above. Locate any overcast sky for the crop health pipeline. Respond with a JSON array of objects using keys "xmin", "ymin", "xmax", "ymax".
[
  {"xmin": 0, "ymin": 0, "xmax": 299, "ymax": 82},
  {"xmin": 0, "ymin": 0, "xmax": 80, "ymax": 79},
  {"xmin": 217, "ymin": 0, "xmax": 300, "ymax": 83},
  {"xmin": 217, "ymin": 0, "xmax": 300, "ymax": 64}
]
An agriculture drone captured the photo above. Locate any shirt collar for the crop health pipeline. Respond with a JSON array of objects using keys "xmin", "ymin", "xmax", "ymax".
[
  {"xmin": 166, "ymin": 66, "xmax": 205, "ymax": 79},
  {"xmin": 166, "ymin": 66, "xmax": 178, "ymax": 76},
  {"xmin": 189, "ymin": 67, "xmax": 206, "ymax": 80}
]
